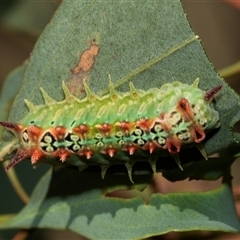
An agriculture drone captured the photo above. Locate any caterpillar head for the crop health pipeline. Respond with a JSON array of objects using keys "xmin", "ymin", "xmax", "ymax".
[
  {"xmin": 199, "ymin": 84, "xmax": 222, "ymax": 131},
  {"xmin": 173, "ymin": 83, "xmax": 222, "ymax": 146},
  {"xmin": 193, "ymin": 84, "xmax": 222, "ymax": 143}
]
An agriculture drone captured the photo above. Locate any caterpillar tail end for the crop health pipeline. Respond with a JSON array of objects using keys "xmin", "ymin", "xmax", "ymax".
[
  {"xmin": 5, "ymin": 149, "xmax": 27, "ymax": 171},
  {"xmin": 0, "ymin": 121, "xmax": 23, "ymax": 133},
  {"xmin": 204, "ymin": 85, "xmax": 222, "ymax": 102}
]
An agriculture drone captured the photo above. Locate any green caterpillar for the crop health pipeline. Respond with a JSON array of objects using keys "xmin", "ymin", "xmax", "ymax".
[{"xmin": 0, "ymin": 78, "xmax": 222, "ymax": 182}]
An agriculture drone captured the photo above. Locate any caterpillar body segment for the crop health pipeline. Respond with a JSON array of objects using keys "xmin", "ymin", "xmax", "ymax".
[{"xmin": 0, "ymin": 79, "xmax": 222, "ymax": 181}]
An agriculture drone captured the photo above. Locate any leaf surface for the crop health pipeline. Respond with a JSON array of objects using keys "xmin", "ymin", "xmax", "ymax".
[
  {"xmin": 1, "ymin": 169, "xmax": 239, "ymax": 239},
  {"xmin": 1, "ymin": 0, "xmax": 240, "ymax": 238},
  {"xmin": 0, "ymin": 63, "xmax": 26, "ymax": 138}
]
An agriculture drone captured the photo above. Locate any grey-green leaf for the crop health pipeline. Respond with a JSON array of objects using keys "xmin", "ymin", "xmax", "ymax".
[
  {"xmin": 1, "ymin": 0, "xmax": 240, "ymax": 238},
  {"xmin": 1, "ymin": 169, "xmax": 239, "ymax": 239},
  {"xmin": 0, "ymin": 63, "xmax": 26, "ymax": 138}
]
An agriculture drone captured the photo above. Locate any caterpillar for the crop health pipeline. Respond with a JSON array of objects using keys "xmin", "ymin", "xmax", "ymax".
[{"xmin": 0, "ymin": 78, "xmax": 222, "ymax": 182}]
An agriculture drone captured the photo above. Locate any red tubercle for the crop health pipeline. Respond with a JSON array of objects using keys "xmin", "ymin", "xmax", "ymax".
[
  {"xmin": 52, "ymin": 126, "xmax": 67, "ymax": 141},
  {"xmin": 137, "ymin": 118, "xmax": 154, "ymax": 132},
  {"xmin": 79, "ymin": 148, "xmax": 93, "ymax": 159},
  {"xmin": 96, "ymin": 123, "xmax": 112, "ymax": 136},
  {"xmin": 85, "ymin": 150, "xmax": 93, "ymax": 159},
  {"xmin": 102, "ymin": 146, "xmax": 116, "ymax": 157},
  {"xmin": 128, "ymin": 146, "xmax": 136, "ymax": 155},
  {"xmin": 27, "ymin": 125, "xmax": 43, "ymax": 142},
  {"xmin": 73, "ymin": 124, "xmax": 89, "ymax": 138},
  {"xmin": 108, "ymin": 148, "xmax": 115, "ymax": 157},
  {"xmin": 190, "ymin": 124, "xmax": 206, "ymax": 143},
  {"xmin": 123, "ymin": 144, "xmax": 137, "ymax": 155},
  {"xmin": 143, "ymin": 141, "xmax": 158, "ymax": 154},
  {"xmin": 204, "ymin": 85, "xmax": 222, "ymax": 102},
  {"xmin": 116, "ymin": 121, "xmax": 135, "ymax": 135},
  {"xmin": 31, "ymin": 148, "xmax": 44, "ymax": 164},
  {"xmin": 166, "ymin": 136, "xmax": 181, "ymax": 154},
  {"xmin": 176, "ymin": 98, "xmax": 194, "ymax": 122},
  {"xmin": 54, "ymin": 148, "xmax": 70, "ymax": 162}
]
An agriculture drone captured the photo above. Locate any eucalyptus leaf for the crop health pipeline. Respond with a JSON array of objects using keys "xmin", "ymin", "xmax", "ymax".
[
  {"xmin": 1, "ymin": 0, "xmax": 240, "ymax": 238},
  {"xmin": 0, "ymin": 63, "xmax": 26, "ymax": 138},
  {"xmin": 1, "ymin": 169, "xmax": 239, "ymax": 239}
]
